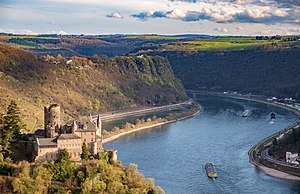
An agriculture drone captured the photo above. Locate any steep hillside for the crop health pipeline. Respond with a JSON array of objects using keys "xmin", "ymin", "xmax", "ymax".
[
  {"xmin": 0, "ymin": 43, "xmax": 187, "ymax": 131},
  {"xmin": 152, "ymin": 47, "xmax": 300, "ymax": 100}
]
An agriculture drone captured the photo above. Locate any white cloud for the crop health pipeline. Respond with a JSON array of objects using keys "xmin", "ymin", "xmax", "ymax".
[
  {"xmin": 236, "ymin": 26, "xmax": 244, "ymax": 30},
  {"xmin": 1, "ymin": 29, "xmax": 38, "ymax": 35},
  {"xmin": 166, "ymin": 8, "xmax": 186, "ymax": 19},
  {"xmin": 107, "ymin": 12, "xmax": 124, "ymax": 19},
  {"xmin": 57, "ymin": 30, "xmax": 67, "ymax": 35},
  {"xmin": 214, "ymin": 27, "xmax": 229, "ymax": 33}
]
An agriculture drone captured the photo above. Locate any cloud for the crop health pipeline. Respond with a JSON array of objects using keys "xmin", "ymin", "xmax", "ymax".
[
  {"xmin": 274, "ymin": 0, "xmax": 300, "ymax": 7},
  {"xmin": 131, "ymin": 11, "xmax": 153, "ymax": 20},
  {"xmin": 214, "ymin": 27, "xmax": 229, "ymax": 33},
  {"xmin": 57, "ymin": 30, "xmax": 67, "ymax": 35},
  {"xmin": 0, "ymin": 28, "xmax": 38, "ymax": 35},
  {"xmin": 132, "ymin": 4, "xmax": 298, "ymax": 24},
  {"xmin": 166, "ymin": 8, "xmax": 186, "ymax": 19},
  {"xmin": 131, "ymin": 9, "xmax": 186, "ymax": 20},
  {"xmin": 106, "ymin": 12, "xmax": 124, "ymax": 19},
  {"xmin": 236, "ymin": 26, "xmax": 244, "ymax": 30}
]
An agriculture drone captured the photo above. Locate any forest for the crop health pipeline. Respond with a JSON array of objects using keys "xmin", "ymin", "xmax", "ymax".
[
  {"xmin": 151, "ymin": 47, "xmax": 300, "ymax": 100},
  {"xmin": 0, "ymin": 43, "xmax": 187, "ymax": 131}
]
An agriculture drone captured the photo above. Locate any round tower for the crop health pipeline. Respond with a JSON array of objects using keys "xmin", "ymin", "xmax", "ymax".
[{"xmin": 44, "ymin": 104, "xmax": 61, "ymax": 138}]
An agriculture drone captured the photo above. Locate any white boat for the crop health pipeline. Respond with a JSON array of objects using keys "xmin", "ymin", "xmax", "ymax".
[{"xmin": 242, "ymin": 110, "xmax": 249, "ymax": 117}]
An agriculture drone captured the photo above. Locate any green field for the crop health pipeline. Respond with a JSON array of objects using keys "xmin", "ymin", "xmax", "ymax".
[
  {"xmin": 162, "ymin": 37, "xmax": 300, "ymax": 51},
  {"xmin": 122, "ymin": 34, "xmax": 178, "ymax": 40}
]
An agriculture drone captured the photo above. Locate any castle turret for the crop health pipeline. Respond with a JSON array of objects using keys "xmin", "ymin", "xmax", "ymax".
[
  {"xmin": 96, "ymin": 115, "xmax": 102, "ymax": 138},
  {"xmin": 44, "ymin": 104, "xmax": 61, "ymax": 138},
  {"xmin": 71, "ymin": 120, "xmax": 77, "ymax": 133}
]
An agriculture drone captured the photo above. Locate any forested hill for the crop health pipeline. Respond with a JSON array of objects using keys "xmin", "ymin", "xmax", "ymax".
[
  {"xmin": 0, "ymin": 43, "xmax": 187, "ymax": 131},
  {"xmin": 151, "ymin": 47, "xmax": 300, "ymax": 100}
]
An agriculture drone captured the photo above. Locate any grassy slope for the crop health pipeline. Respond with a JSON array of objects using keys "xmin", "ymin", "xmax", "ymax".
[
  {"xmin": 0, "ymin": 43, "xmax": 187, "ymax": 131},
  {"xmin": 162, "ymin": 37, "xmax": 300, "ymax": 51}
]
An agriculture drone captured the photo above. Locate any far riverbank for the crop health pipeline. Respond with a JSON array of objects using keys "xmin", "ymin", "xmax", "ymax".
[{"xmin": 102, "ymin": 101, "xmax": 200, "ymax": 144}]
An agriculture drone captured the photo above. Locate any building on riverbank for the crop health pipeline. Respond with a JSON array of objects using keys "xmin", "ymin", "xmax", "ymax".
[
  {"xmin": 286, "ymin": 152, "xmax": 300, "ymax": 165},
  {"xmin": 35, "ymin": 104, "xmax": 103, "ymax": 162}
]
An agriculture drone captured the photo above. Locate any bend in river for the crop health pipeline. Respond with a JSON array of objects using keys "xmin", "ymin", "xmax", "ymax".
[{"xmin": 104, "ymin": 95, "xmax": 300, "ymax": 194}]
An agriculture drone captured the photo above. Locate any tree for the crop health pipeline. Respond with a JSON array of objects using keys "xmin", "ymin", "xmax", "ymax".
[
  {"xmin": 272, "ymin": 138, "xmax": 278, "ymax": 146},
  {"xmin": 58, "ymin": 148, "xmax": 70, "ymax": 162},
  {"xmin": 81, "ymin": 143, "xmax": 90, "ymax": 160},
  {"xmin": 0, "ymin": 100, "xmax": 24, "ymax": 157},
  {"xmin": 11, "ymin": 165, "xmax": 34, "ymax": 194},
  {"xmin": 32, "ymin": 166, "xmax": 52, "ymax": 193}
]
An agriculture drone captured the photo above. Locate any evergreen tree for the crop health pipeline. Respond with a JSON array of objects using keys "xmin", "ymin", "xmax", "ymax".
[
  {"xmin": 81, "ymin": 143, "xmax": 90, "ymax": 160},
  {"xmin": 0, "ymin": 100, "xmax": 24, "ymax": 157}
]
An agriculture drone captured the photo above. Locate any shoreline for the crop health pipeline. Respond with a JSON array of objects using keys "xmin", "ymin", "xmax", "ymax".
[
  {"xmin": 188, "ymin": 90, "xmax": 300, "ymax": 180},
  {"xmin": 103, "ymin": 106, "xmax": 200, "ymax": 144},
  {"xmin": 97, "ymin": 101, "xmax": 189, "ymax": 121}
]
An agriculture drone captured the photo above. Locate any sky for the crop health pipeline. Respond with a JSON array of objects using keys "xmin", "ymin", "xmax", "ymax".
[{"xmin": 0, "ymin": 0, "xmax": 299, "ymax": 35}]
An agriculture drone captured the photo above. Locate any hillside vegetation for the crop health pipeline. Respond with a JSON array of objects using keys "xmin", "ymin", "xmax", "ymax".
[
  {"xmin": 151, "ymin": 47, "xmax": 300, "ymax": 100},
  {"xmin": 0, "ymin": 43, "xmax": 187, "ymax": 131}
]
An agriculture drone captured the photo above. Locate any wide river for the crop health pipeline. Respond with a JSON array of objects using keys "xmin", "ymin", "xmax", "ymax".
[{"xmin": 104, "ymin": 95, "xmax": 300, "ymax": 194}]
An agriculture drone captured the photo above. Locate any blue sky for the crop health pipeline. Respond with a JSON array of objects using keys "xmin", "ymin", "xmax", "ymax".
[{"xmin": 0, "ymin": 0, "xmax": 299, "ymax": 35}]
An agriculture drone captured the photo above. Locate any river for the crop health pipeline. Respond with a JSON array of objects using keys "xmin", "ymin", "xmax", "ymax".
[{"xmin": 104, "ymin": 95, "xmax": 300, "ymax": 194}]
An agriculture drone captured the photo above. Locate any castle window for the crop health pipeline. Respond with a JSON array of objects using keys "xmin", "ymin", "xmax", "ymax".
[{"xmin": 91, "ymin": 138, "xmax": 93, "ymax": 142}]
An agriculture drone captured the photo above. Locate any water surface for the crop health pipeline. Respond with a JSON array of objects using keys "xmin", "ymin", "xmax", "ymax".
[{"xmin": 105, "ymin": 95, "xmax": 300, "ymax": 194}]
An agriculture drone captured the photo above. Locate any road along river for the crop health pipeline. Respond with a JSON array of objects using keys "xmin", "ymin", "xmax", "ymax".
[{"xmin": 104, "ymin": 95, "xmax": 300, "ymax": 194}]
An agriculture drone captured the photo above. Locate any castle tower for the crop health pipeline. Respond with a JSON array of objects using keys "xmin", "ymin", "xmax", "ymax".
[
  {"xmin": 71, "ymin": 120, "xmax": 77, "ymax": 133},
  {"xmin": 44, "ymin": 104, "xmax": 61, "ymax": 138},
  {"xmin": 96, "ymin": 115, "xmax": 102, "ymax": 138}
]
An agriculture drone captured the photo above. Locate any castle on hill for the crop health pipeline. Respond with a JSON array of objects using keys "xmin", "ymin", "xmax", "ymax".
[{"xmin": 35, "ymin": 104, "xmax": 103, "ymax": 162}]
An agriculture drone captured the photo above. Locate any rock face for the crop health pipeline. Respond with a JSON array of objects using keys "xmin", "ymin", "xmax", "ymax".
[{"xmin": 0, "ymin": 43, "xmax": 187, "ymax": 131}]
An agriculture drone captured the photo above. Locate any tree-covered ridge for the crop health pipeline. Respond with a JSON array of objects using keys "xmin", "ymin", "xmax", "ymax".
[
  {"xmin": 269, "ymin": 126, "xmax": 300, "ymax": 160},
  {"xmin": 0, "ymin": 43, "xmax": 187, "ymax": 131},
  {"xmin": 151, "ymin": 47, "xmax": 300, "ymax": 101}
]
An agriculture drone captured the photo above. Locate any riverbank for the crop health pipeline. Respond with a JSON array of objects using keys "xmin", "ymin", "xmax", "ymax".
[
  {"xmin": 188, "ymin": 90, "xmax": 300, "ymax": 180},
  {"xmin": 96, "ymin": 101, "xmax": 190, "ymax": 121},
  {"xmin": 103, "ymin": 102, "xmax": 200, "ymax": 144}
]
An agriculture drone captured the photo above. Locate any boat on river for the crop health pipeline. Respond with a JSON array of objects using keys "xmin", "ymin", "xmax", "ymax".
[
  {"xmin": 205, "ymin": 163, "xmax": 218, "ymax": 178},
  {"xmin": 242, "ymin": 110, "xmax": 249, "ymax": 117},
  {"xmin": 270, "ymin": 112, "xmax": 276, "ymax": 123}
]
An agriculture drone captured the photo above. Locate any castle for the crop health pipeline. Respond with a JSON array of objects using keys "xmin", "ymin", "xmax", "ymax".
[{"xmin": 35, "ymin": 104, "xmax": 103, "ymax": 162}]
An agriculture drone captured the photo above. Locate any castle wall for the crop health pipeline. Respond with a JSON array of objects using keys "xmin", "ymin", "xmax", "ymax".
[
  {"xmin": 35, "ymin": 147, "xmax": 59, "ymax": 162},
  {"xmin": 57, "ymin": 139, "xmax": 82, "ymax": 159},
  {"xmin": 80, "ymin": 131, "xmax": 97, "ymax": 153}
]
